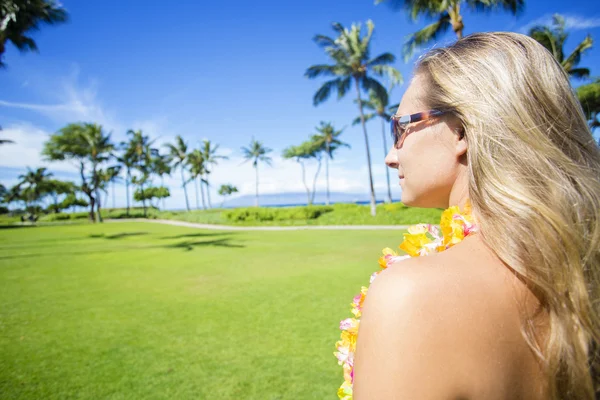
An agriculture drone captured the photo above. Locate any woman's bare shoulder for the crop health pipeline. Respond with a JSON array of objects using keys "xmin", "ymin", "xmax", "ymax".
[{"xmin": 353, "ymin": 235, "xmax": 544, "ymax": 399}]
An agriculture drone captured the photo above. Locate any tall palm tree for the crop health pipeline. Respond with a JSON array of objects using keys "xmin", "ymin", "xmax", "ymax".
[
  {"xmin": 352, "ymin": 90, "xmax": 398, "ymax": 203},
  {"xmin": 125, "ymin": 129, "xmax": 155, "ymax": 216},
  {"xmin": 115, "ymin": 149, "xmax": 136, "ymax": 216},
  {"xmin": 200, "ymin": 139, "xmax": 228, "ymax": 209},
  {"xmin": 187, "ymin": 149, "xmax": 206, "ymax": 210},
  {"xmin": 152, "ymin": 153, "xmax": 171, "ymax": 210},
  {"xmin": 241, "ymin": 138, "xmax": 272, "ymax": 207},
  {"xmin": 100, "ymin": 165, "xmax": 121, "ymax": 209},
  {"xmin": 85, "ymin": 124, "xmax": 114, "ymax": 222},
  {"xmin": 283, "ymin": 144, "xmax": 313, "ymax": 205},
  {"xmin": 0, "ymin": 0, "xmax": 68, "ymax": 67},
  {"xmin": 164, "ymin": 135, "xmax": 191, "ymax": 211},
  {"xmin": 306, "ymin": 20, "xmax": 401, "ymax": 216},
  {"xmin": 529, "ymin": 14, "xmax": 594, "ymax": 79},
  {"xmin": 17, "ymin": 167, "xmax": 52, "ymax": 211},
  {"xmin": 376, "ymin": 0, "xmax": 524, "ymax": 60},
  {"xmin": 310, "ymin": 122, "xmax": 350, "ymax": 206}
]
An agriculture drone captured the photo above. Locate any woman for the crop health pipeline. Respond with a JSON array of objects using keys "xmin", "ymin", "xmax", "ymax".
[{"xmin": 343, "ymin": 32, "xmax": 600, "ymax": 399}]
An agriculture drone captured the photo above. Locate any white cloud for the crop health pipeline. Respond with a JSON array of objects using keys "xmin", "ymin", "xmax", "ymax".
[
  {"xmin": 0, "ymin": 122, "xmax": 77, "ymax": 173},
  {"xmin": 0, "ymin": 67, "xmax": 123, "ymax": 133},
  {"xmin": 519, "ymin": 14, "xmax": 600, "ymax": 33}
]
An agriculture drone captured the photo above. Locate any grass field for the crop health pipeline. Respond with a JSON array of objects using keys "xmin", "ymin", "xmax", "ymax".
[{"xmin": 0, "ymin": 222, "xmax": 407, "ymax": 399}]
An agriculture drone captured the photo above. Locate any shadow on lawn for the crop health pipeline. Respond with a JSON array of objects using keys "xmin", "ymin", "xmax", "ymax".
[
  {"xmin": 0, "ymin": 224, "xmax": 36, "ymax": 230},
  {"xmin": 89, "ymin": 232, "xmax": 149, "ymax": 240},
  {"xmin": 163, "ymin": 237, "xmax": 245, "ymax": 251},
  {"xmin": 160, "ymin": 232, "xmax": 237, "ymax": 240}
]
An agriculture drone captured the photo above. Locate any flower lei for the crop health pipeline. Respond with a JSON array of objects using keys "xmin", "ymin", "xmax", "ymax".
[{"xmin": 334, "ymin": 201, "xmax": 477, "ymax": 400}]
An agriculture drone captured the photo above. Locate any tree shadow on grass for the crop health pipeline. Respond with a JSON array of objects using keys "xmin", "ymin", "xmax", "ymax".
[
  {"xmin": 163, "ymin": 238, "xmax": 245, "ymax": 251},
  {"xmin": 89, "ymin": 232, "xmax": 149, "ymax": 240},
  {"xmin": 160, "ymin": 232, "xmax": 236, "ymax": 240},
  {"xmin": 0, "ymin": 225, "xmax": 36, "ymax": 230}
]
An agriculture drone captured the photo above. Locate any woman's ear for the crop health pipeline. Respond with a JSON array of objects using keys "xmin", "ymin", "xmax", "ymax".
[{"xmin": 455, "ymin": 128, "xmax": 467, "ymax": 157}]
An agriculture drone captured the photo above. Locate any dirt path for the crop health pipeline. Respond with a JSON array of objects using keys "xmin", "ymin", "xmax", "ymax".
[{"xmin": 107, "ymin": 218, "xmax": 411, "ymax": 231}]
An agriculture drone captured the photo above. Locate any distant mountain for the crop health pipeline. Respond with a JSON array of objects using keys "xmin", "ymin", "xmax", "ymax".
[{"xmin": 220, "ymin": 192, "xmax": 400, "ymax": 208}]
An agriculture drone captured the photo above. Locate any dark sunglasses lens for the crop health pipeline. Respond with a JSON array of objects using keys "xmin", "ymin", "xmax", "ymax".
[{"xmin": 390, "ymin": 120, "xmax": 398, "ymax": 144}]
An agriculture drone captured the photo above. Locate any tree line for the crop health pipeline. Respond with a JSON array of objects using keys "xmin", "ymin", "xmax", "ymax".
[{"xmin": 1, "ymin": 1, "xmax": 599, "ymax": 218}]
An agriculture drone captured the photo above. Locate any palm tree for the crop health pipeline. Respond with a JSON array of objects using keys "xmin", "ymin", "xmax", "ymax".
[
  {"xmin": 43, "ymin": 122, "xmax": 113, "ymax": 222},
  {"xmin": 200, "ymin": 139, "xmax": 228, "ymax": 209},
  {"xmin": 125, "ymin": 129, "xmax": 155, "ymax": 216},
  {"xmin": 283, "ymin": 144, "xmax": 313, "ymax": 205},
  {"xmin": 352, "ymin": 90, "xmax": 398, "ymax": 203},
  {"xmin": 100, "ymin": 165, "xmax": 122, "ymax": 209},
  {"xmin": 310, "ymin": 122, "xmax": 350, "ymax": 206},
  {"xmin": 187, "ymin": 149, "xmax": 206, "ymax": 210},
  {"xmin": 86, "ymin": 124, "xmax": 114, "ymax": 222},
  {"xmin": 165, "ymin": 135, "xmax": 191, "ymax": 211},
  {"xmin": 218, "ymin": 184, "xmax": 238, "ymax": 208},
  {"xmin": 152, "ymin": 153, "xmax": 172, "ymax": 210},
  {"xmin": 115, "ymin": 149, "xmax": 136, "ymax": 216},
  {"xmin": 376, "ymin": 0, "xmax": 524, "ymax": 60},
  {"xmin": 306, "ymin": 20, "xmax": 401, "ymax": 216},
  {"xmin": 241, "ymin": 138, "xmax": 272, "ymax": 207},
  {"xmin": 577, "ymin": 78, "xmax": 600, "ymax": 131},
  {"xmin": 0, "ymin": 0, "xmax": 68, "ymax": 68},
  {"xmin": 529, "ymin": 14, "xmax": 594, "ymax": 79},
  {"xmin": 17, "ymin": 167, "xmax": 52, "ymax": 212}
]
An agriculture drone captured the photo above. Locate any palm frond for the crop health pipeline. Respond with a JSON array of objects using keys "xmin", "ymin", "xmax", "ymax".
[
  {"xmin": 313, "ymin": 34, "xmax": 336, "ymax": 48},
  {"xmin": 402, "ymin": 15, "xmax": 451, "ymax": 61},
  {"xmin": 360, "ymin": 77, "xmax": 388, "ymax": 108},
  {"xmin": 352, "ymin": 113, "xmax": 376, "ymax": 126},
  {"xmin": 370, "ymin": 65, "xmax": 403, "ymax": 87},
  {"xmin": 366, "ymin": 52, "xmax": 395, "ymax": 67},
  {"xmin": 570, "ymin": 68, "xmax": 591, "ymax": 79},
  {"xmin": 563, "ymin": 34, "xmax": 593, "ymax": 74},
  {"xmin": 305, "ymin": 64, "xmax": 338, "ymax": 79},
  {"xmin": 313, "ymin": 79, "xmax": 340, "ymax": 106}
]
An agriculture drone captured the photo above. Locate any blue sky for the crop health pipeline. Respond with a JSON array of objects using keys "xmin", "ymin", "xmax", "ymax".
[{"xmin": 1, "ymin": 0, "xmax": 599, "ymax": 209}]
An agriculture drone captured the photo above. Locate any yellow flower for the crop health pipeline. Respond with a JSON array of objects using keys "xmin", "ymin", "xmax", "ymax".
[
  {"xmin": 337, "ymin": 380, "xmax": 353, "ymax": 400},
  {"xmin": 399, "ymin": 231, "xmax": 432, "ymax": 256},
  {"xmin": 378, "ymin": 247, "xmax": 398, "ymax": 269}
]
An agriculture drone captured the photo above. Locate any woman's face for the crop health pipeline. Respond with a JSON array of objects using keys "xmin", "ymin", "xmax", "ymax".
[{"xmin": 385, "ymin": 74, "xmax": 467, "ymax": 209}]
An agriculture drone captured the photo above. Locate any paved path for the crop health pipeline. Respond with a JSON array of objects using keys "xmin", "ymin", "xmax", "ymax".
[{"xmin": 107, "ymin": 218, "xmax": 411, "ymax": 231}]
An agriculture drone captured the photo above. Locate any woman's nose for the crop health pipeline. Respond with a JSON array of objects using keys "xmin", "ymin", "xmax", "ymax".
[{"xmin": 385, "ymin": 147, "xmax": 398, "ymax": 169}]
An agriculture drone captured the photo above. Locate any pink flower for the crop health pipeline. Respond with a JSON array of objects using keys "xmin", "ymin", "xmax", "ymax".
[{"xmin": 340, "ymin": 318, "xmax": 354, "ymax": 330}]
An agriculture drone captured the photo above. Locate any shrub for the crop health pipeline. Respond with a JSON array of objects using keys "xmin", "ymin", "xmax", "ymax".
[{"xmin": 223, "ymin": 206, "xmax": 334, "ymax": 222}]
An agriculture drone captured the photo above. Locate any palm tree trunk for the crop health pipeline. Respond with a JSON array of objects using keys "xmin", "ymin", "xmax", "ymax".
[
  {"xmin": 200, "ymin": 177, "xmax": 207, "ymax": 210},
  {"xmin": 449, "ymin": 4, "xmax": 464, "ymax": 39},
  {"xmin": 194, "ymin": 177, "xmax": 200, "ymax": 209},
  {"xmin": 181, "ymin": 167, "xmax": 190, "ymax": 211},
  {"xmin": 112, "ymin": 181, "xmax": 116, "ymax": 209},
  {"xmin": 354, "ymin": 77, "xmax": 377, "ymax": 216},
  {"xmin": 95, "ymin": 187, "xmax": 103, "ymax": 223},
  {"xmin": 255, "ymin": 164, "xmax": 259, "ymax": 207},
  {"xmin": 311, "ymin": 158, "xmax": 322, "ymax": 205},
  {"xmin": 141, "ymin": 181, "xmax": 147, "ymax": 217},
  {"xmin": 205, "ymin": 175, "xmax": 212, "ymax": 208},
  {"xmin": 381, "ymin": 117, "xmax": 393, "ymax": 203},
  {"xmin": 161, "ymin": 176, "xmax": 166, "ymax": 210},
  {"xmin": 326, "ymin": 142, "xmax": 330, "ymax": 206},
  {"xmin": 300, "ymin": 160, "xmax": 310, "ymax": 205},
  {"xmin": 126, "ymin": 170, "xmax": 131, "ymax": 216}
]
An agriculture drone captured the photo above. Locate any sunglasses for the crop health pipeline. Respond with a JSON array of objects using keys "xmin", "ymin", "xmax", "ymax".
[{"xmin": 390, "ymin": 109, "xmax": 446, "ymax": 148}]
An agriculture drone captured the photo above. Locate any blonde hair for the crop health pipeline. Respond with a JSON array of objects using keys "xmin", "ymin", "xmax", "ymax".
[{"xmin": 416, "ymin": 32, "xmax": 600, "ymax": 399}]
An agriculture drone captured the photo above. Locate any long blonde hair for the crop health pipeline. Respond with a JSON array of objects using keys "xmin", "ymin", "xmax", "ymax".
[{"xmin": 416, "ymin": 32, "xmax": 600, "ymax": 399}]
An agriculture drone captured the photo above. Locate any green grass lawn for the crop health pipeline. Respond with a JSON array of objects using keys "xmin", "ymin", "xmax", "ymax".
[{"xmin": 0, "ymin": 222, "xmax": 407, "ymax": 399}]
